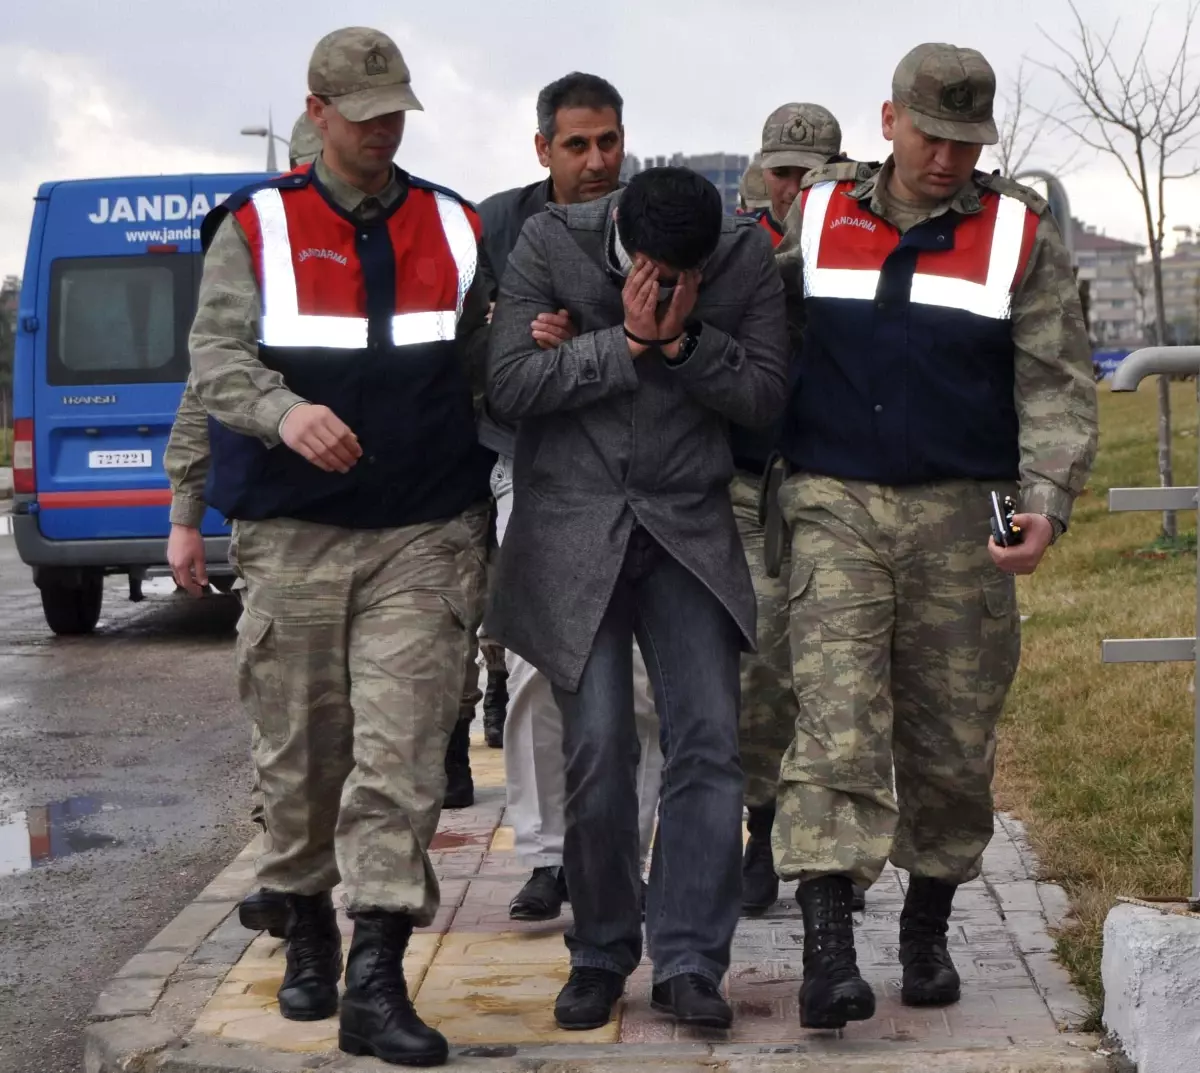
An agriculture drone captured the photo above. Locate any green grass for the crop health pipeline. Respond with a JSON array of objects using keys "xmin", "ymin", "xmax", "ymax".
[
  {"xmin": 0, "ymin": 427, "xmax": 10, "ymax": 468},
  {"xmin": 996, "ymin": 379, "xmax": 1200, "ymax": 1028}
]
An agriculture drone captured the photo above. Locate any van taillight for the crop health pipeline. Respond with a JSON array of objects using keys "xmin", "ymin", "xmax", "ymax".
[{"xmin": 13, "ymin": 419, "xmax": 34, "ymax": 494}]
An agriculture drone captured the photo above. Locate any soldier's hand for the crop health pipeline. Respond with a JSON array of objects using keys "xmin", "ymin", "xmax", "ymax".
[
  {"xmin": 280, "ymin": 403, "xmax": 362, "ymax": 474},
  {"xmin": 168, "ymin": 524, "xmax": 209, "ymax": 597},
  {"xmin": 988, "ymin": 513, "xmax": 1053, "ymax": 575},
  {"xmin": 531, "ymin": 309, "xmax": 578, "ymax": 350}
]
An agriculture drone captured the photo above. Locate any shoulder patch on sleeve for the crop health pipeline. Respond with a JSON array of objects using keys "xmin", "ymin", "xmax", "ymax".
[
  {"xmin": 801, "ymin": 159, "xmax": 879, "ymax": 190},
  {"xmin": 974, "ymin": 171, "xmax": 1049, "ymax": 215}
]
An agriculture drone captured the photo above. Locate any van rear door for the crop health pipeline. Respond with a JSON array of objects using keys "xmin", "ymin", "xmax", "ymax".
[{"xmin": 31, "ymin": 174, "xmax": 259, "ymax": 542}]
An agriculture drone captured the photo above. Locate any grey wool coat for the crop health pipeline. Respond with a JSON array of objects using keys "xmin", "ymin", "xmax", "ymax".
[{"xmin": 483, "ymin": 190, "xmax": 789, "ymax": 692}]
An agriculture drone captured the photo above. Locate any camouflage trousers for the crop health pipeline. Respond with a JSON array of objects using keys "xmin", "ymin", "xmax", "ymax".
[
  {"xmin": 232, "ymin": 508, "xmax": 487, "ymax": 923},
  {"xmin": 773, "ymin": 475, "xmax": 1021, "ymax": 888},
  {"xmin": 731, "ymin": 471, "xmax": 796, "ymax": 810},
  {"xmin": 456, "ymin": 506, "xmax": 494, "ymax": 722}
]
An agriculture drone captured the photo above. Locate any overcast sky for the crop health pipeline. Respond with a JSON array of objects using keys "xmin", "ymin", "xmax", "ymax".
[{"xmin": 5, "ymin": 0, "xmax": 1200, "ymax": 277}]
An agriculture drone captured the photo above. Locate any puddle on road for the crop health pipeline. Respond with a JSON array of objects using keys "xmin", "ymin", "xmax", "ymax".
[{"xmin": 0, "ymin": 792, "xmax": 178, "ymax": 877}]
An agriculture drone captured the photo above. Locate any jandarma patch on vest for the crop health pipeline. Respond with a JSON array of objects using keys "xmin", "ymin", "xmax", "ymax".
[
  {"xmin": 298, "ymin": 248, "xmax": 349, "ymax": 266},
  {"xmin": 364, "ymin": 50, "xmax": 388, "ymax": 75},
  {"xmin": 830, "ymin": 215, "xmax": 877, "ymax": 233}
]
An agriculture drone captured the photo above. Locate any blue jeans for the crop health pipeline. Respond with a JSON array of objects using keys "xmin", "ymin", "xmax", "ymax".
[{"xmin": 552, "ymin": 528, "xmax": 744, "ymax": 986}]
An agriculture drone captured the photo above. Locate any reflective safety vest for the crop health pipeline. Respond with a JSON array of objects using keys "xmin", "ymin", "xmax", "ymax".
[
  {"xmin": 780, "ymin": 176, "xmax": 1040, "ymax": 486},
  {"xmin": 203, "ymin": 166, "xmax": 493, "ymax": 528},
  {"xmin": 755, "ymin": 209, "xmax": 784, "ymax": 248}
]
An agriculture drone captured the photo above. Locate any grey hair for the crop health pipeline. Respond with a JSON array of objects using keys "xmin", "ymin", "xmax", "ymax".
[{"xmin": 535, "ymin": 72, "xmax": 624, "ymax": 141}]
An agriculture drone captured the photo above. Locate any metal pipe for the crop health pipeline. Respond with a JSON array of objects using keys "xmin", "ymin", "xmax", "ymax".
[
  {"xmin": 1193, "ymin": 379, "xmax": 1200, "ymax": 907},
  {"xmin": 1111, "ymin": 346, "xmax": 1200, "ymax": 391}
]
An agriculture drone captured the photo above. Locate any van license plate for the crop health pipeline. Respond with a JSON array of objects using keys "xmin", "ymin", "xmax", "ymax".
[{"xmin": 88, "ymin": 450, "xmax": 153, "ymax": 469}]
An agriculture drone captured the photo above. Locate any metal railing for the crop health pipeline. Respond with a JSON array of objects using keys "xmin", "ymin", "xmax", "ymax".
[{"xmin": 1106, "ymin": 346, "xmax": 1200, "ymax": 907}]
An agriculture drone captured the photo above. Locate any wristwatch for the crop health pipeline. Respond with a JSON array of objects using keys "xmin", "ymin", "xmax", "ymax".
[{"xmin": 665, "ymin": 321, "xmax": 703, "ymax": 366}]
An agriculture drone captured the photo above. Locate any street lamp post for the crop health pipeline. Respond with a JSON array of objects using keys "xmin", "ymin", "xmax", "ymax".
[{"xmin": 240, "ymin": 111, "xmax": 289, "ymax": 172}]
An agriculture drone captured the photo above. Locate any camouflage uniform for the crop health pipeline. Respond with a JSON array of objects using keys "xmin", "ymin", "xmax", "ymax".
[
  {"xmin": 771, "ymin": 158, "xmax": 1098, "ymax": 888},
  {"xmin": 164, "ymin": 114, "xmax": 489, "ymax": 831},
  {"xmin": 736, "ymin": 104, "xmax": 842, "ymax": 814},
  {"xmin": 731, "ymin": 471, "xmax": 794, "ymax": 809},
  {"xmin": 187, "ymin": 154, "xmax": 490, "ymax": 919}
]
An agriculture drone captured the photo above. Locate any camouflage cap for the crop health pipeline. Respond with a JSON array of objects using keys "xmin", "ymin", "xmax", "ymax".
[
  {"xmin": 892, "ymin": 43, "xmax": 998, "ymax": 145},
  {"xmin": 288, "ymin": 113, "xmax": 322, "ymax": 167},
  {"xmin": 308, "ymin": 27, "xmax": 423, "ymax": 122},
  {"xmin": 739, "ymin": 159, "xmax": 771, "ymax": 212},
  {"xmin": 760, "ymin": 103, "xmax": 842, "ymax": 171}
]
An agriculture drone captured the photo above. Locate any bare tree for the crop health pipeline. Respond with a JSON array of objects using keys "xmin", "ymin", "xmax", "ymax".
[
  {"xmin": 991, "ymin": 63, "xmax": 1053, "ymax": 177},
  {"xmin": 1037, "ymin": 0, "xmax": 1200, "ymax": 539}
]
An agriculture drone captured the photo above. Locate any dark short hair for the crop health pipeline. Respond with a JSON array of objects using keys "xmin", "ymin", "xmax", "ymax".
[
  {"xmin": 536, "ymin": 72, "xmax": 623, "ymax": 141},
  {"xmin": 616, "ymin": 167, "xmax": 723, "ymax": 271}
]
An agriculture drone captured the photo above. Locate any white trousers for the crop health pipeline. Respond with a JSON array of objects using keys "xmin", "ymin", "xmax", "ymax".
[{"xmin": 491, "ymin": 457, "xmax": 663, "ymax": 868}]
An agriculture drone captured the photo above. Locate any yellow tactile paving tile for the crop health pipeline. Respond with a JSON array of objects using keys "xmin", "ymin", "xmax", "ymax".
[
  {"xmin": 414, "ymin": 962, "xmax": 620, "ymax": 1045},
  {"xmin": 422, "ymin": 929, "xmax": 567, "ymax": 967},
  {"xmin": 470, "ymin": 748, "xmax": 506, "ymax": 789},
  {"xmin": 490, "ymin": 825, "xmax": 515, "ymax": 852}
]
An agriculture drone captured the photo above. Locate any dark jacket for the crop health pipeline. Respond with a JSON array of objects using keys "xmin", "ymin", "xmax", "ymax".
[
  {"xmin": 484, "ymin": 191, "xmax": 789, "ymax": 691},
  {"xmin": 475, "ymin": 178, "xmax": 555, "ymax": 457}
]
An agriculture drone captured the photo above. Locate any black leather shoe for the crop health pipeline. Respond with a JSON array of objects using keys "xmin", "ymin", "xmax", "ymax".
[
  {"xmin": 238, "ymin": 888, "xmax": 290, "ymax": 939},
  {"xmin": 651, "ymin": 974, "xmax": 732, "ymax": 1029},
  {"xmin": 742, "ymin": 804, "xmax": 779, "ymax": 915},
  {"xmin": 277, "ymin": 892, "xmax": 342, "ymax": 1022},
  {"xmin": 509, "ymin": 867, "xmax": 568, "ymax": 921},
  {"xmin": 553, "ymin": 967, "xmax": 625, "ymax": 1030},
  {"xmin": 796, "ymin": 876, "xmax": 876, "ymax": 1029},
  {"xmin": 442, "ymin": 716, "xmax": 474, "ymax": 810},
  {"xmin": 339, "ymin": 911, "xmax": 449, "ymax": 1066},
  {"xmin": 851, "ymin": 882, "xmax": 867, "ymax": 913},
  {"xmin": 482, "ymin": 663, "xmax": 508, "ymax": 749},
  {"xmin": 900, "ymin": 877, "xmax": 961, "ymax": 1007}
]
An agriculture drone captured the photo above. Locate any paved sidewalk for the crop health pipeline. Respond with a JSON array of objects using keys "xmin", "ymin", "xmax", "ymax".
[{"xmin": 85, "ymin": 732, "xmax": 1112, "ymax": 1072}]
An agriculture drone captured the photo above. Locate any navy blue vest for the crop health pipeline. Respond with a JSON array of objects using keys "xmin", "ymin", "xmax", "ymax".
[
  {"xmin": 202, "ymin": 168, "xmax": 491, "ymax": 528},
  {"xmin": 781, "ymin": 181, "xmax": 1030, "ymax": 486}
]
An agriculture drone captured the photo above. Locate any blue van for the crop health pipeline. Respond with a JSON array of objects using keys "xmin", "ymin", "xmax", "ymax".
[{"xmin": 9, "ymin": 171, "xmax": 266, "ymax": 634}]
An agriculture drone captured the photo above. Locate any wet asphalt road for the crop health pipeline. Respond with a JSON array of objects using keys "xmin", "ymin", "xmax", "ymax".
[{"xmin": 0, "ymin": 530, "xmax": 253, "ymax": 1073}]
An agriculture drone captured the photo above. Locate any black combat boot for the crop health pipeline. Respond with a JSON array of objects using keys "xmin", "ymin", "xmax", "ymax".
[
  {"xmin": 277, "ymin": 892, "xmax": 342, "ymax": 1022},
  {"xmin": 796, "ymin": 876, "xmax": 876, "ymax": 1029},
  {"xmin": 340, "ymin": 911, "xmax": 448, "ymax": 1066},
  {"xmin": 741, "ymin": 804, "xmax": 780, "ymax": 916},
  {"xmin": 509, "ymin": 866, "xmax": 568, "ymax": 921},
  {"xmin": 441, "ymin": 715, "xmax": 474, "ymax": 810},
  {"xmin": 899, "ymin": 876, "xmax": 961, "ymax": 1007},
  {"xmin": 852, "ymin": 882, "xmax": 867, "ymax": 912},
  {"xmin": 482, "ymin": 651, "xmax": 508, "ymax": 749},
  {"xmin": 238, "ymin": 888, "xmax": 290, "ymax": 938}
]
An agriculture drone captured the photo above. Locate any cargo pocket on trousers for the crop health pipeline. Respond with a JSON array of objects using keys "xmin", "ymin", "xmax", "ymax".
[
  {"xmin": 786, "ymin": 559, "xmax": 821, "ymax": 705},
  {"xmin": 235, "ymin": 608, "xmax": 286, "ymax": 745},
  {"xmin": 979, "ymin": 574, "xmax": 1021, "ymax": 717}
]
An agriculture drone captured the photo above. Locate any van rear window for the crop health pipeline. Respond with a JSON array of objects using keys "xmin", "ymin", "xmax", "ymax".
[{"xmin": 48, "ymin": 255, "xmax": 196, "ymax": 386}]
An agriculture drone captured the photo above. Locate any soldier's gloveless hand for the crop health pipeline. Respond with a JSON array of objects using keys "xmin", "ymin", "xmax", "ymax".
[
  {"xmin": 168, "ymin": 523, "xmax": 209, "ymax": 597},
  {"xmin": 988, "ymin": 512, "xmax": 1053, "ymax": 575},
  {"xmin": 280, "ymin": 403, "xmax": 363, "ymax": 474}
]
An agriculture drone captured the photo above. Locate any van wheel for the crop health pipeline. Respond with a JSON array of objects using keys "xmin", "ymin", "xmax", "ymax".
[{"xmin": 40, "ymin": 573, "xmax": 104, "ymax": 635}]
